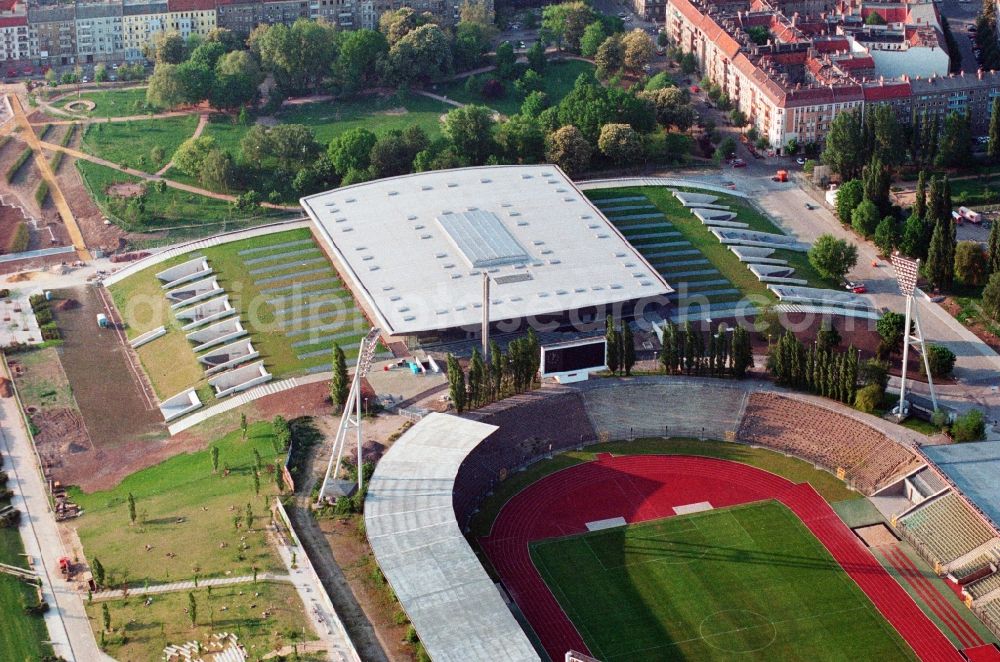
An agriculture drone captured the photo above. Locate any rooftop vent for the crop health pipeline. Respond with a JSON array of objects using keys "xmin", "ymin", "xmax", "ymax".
[
  {"xmin": 345, "ymin": 198, "xmax": 356, "ymax": 203},
  {"xmin": 388, "ymin": 191, "xmax": 398, "ymax": 196},
  {"xmin": 421, "ymin": 186, "xmax": 432, "ymax": 191},
  {"xmin": 447, "ymin": 183, "xmax": 458, "ymax": 187}
]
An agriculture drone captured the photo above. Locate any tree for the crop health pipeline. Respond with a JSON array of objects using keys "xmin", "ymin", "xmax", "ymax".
[
  {"xmin": 146, "ymin": 63, "xmax": 186, "ymax": 108},
  {"xmin": 541, "ymin": 1, "xmax": 595, "ymax": 51},
  {"xmin": 861, "ymin": 155, "xmax": 890, "ymax": 216},
  {"xmin": 645, "ymin": 72, "xmax": 675, "ymax": 91},
  {"xmin": 594, "ymin": 35, "xmax": 623, "ymax": 79},
  {"xmin": 580, "ymin": 21, "xmax": 606, "ymax": 57},
  {"xmin": 854, "ymin": 383, "xmax": 884, "ymax": 413},
  {"xmin": 332, "ymin": 29, "xmax": 388, "ymax": 93},
  {"xmin": 446, "ymin": 354, "xmax": 466, "ymax": 413},
  {"xmin": 211, "ymin": 446, "xmax": 220, "ymax": 474},
  {"xmin": 714, "ymin": 136, "xmax": 738, "ymax": 163},
  {"xmin": 172, "ymin": 59, "xmax": 214, "ymax": 105},
  {"xmin": 200, "ymin": 149, "xmax": 234, "ymax": 192},
  {"xmin": 249, "ymin": 19, "xmax": 337, "ymax": 94},
  {"xmin": 641, "ymin": 87, "xmax": 695, "ymax": 131},
  {"xmin": 328, "ymin": 128, "xmax": 376, "ymax": 176},
  {"xmin": 622, "ymin": 29, "xmax": 654, "ymax": 74},
  {"xmin": 990, "ymin": 98, "xmax": 1000, "ymax": 163},
  {"xmin": 240, "ymin": 413, "xmax": 248, "ymax": 442},
  {"xmin": 244, "ymin": 502, "xmax": 253, "ymax": 530},
  {"xmin": 94, "ymin": 63, "xmax": 108, "ymax": 83},
  {"xmin": 605, "ymin": 316, "xmax": 621, "ymax": 375},
  {"xmin": 747, "ymin": 25, "xmax": 771, "ymax": 44},
  {"xmin": 379, "ymin": 7, "xmax": 429, "ymax": 45},
  {"xmin": 983, "ymin": 272, "xmax": 1000, "ymax": 321},
  {"xmin": 495, "ymin": 114, "xmax": 545, "ymax": 163},
  {"xmin": 988, "ymin": 216, "xmax": 1000, "ymax": 276},
  {"xmin": 442, "ymin": 105, "xmax": 496, "ymax": 166},
  {"xmin": 188, "ymin": 592, "xmax": 197, "ymax": 627},
  {"xmin": 808, "ymin": 234, "xmax": 858, "ymax": 281},
  {"xmin": 877, "ymin": 311, "xmax": 907, "ymax": 355},
  {"xmin": 467, "ymin": 348, "xmax": 484, "ymax": 408},
  {"xmin": 384, "ymin": 24, "xmax": 452, "ymax": 86},
  {"xmin": 851, "ymin": 199, "xmax": 880, "ymax": 238},
  {"xmin": 680, "ymin": 52, "xmax": 697, "ymax": 75},
  {"xmin": 241, "ymin": 124, "xmax": 321, "ymax": 172},
  {"xmin": 926, "ymin": 212, "xmax": 956, "ymax": 290},
  {"xmin": 330, "ymin": 343, "xmax": 349, "ymax": 410},
  {"xmin": 621, "ymin": 322, "xmax": 635, "ymax": 376},
  {"xmin": 92, "ymin": 557, "xmax": 106, "ymax": 588},
  {"xmin": 127, "ymin": 492, "xmax": 136, "ymax": 525},
  {"xmin": 952, "ymin": 409, "xmax": 987, "ymax": 442},
  {"xmin": 598, "ymin": 123, "xmax": 642, "ymax": 165},
  {"xmin": 835, "ymin": 179, "xmax": 864, "ymax": 224},
  {"xmin": 527, "ymin": 41, "xmax": 546, "ymax": 73},
  {"xmin": 149, "ymin": 30, "xmax": 186, "ymax": 64},
  {"xmin": 816, "ymin": 322, "xmax": 841, "ymax": 352},
  {"xmin": 369, "ymin": 126, "xmax": 427, "ymax": 178},
  {"xmin": 174, "ymin": 136, "xmax": 218, "ymax": 177},
  {"xmin": 211, "ymin": 50, "xmax": 262, "ymax": 110},
  {"xmin": 495, "ymin": 41, "xmax": 516, "ymax": 80},
  {"xmin": 822, "ymin": 110, "xmax": 864, "ymax": 179},
  {"xmin": 936, "ymin": 111, "xmax": 973, "ymax": 168},
  {"xmin": 732, "ymin": 325, "xmax": 753, "ymax": 378},
  {"xmin": 102, "ymin": 603, "xmax": 111, "ymax": 632},
  {"xmin": 546, "ymin": 125, "xmax": 591, "ymax": 175},
  {"xmin": 874, "ymin": 216, "xmax": 899, "ymax": 256},
  {"xmin": 954, "ymin": 240, "xmax": 988, "ymax": 286}
]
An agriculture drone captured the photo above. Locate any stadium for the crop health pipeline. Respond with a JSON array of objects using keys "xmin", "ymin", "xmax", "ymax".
[{"xmin": 364, "ymin": 379, "xmax": 1000, "ymax": 662}]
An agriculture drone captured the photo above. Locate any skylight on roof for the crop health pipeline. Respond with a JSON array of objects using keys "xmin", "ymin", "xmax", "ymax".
[{"xmin": 437, "ymin": 210, "xmax": 529, "ymax": 268}]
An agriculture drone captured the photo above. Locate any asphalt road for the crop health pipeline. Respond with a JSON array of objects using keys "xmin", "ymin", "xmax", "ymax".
[{"xmin": 938, "ymin": 0, "xmax": 982, "ymax": 75}]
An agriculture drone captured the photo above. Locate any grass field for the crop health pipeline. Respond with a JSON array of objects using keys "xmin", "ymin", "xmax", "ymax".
[
  {"xmin": 438, "ymin": 59, "xmax": 596, "ymax": 116},
  {"xmin": 275, "ymin": 92, "xmax": 452, "ymax": 144},
  {"xmin": 76, "ymin": 160, "xmax": 287, "ymax": 239},
  {"xmin": 531, "ymin": 501, "xmax": 915, "ymax": 662},
  {"xmin": 470, "ymin": 438, "xmax": 860, "ymax": 539},
  {"xmin": 68, "ymin": 422, "xmax": 285, "ymax": 586},
  {"xmin": 81, "ymin": 114, "xmax": 197, "ymax": 173},
  {"xmin": 0, "ymin": 528, "xmax": 53, "ymax": 661},
  {"xmin": 108, "ymin": 227, "xmax": 366, "ymax": 400},
  {"xmin": 87, "ymin": 581, "xmax": 316, "ymax": 661},
  {"xmin": 64, "ymin": 87, "xmax": 159, "ymax": 118}
]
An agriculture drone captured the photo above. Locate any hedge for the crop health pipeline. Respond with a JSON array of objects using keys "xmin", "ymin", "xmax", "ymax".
[
  {"xmin": 34, "ymin": 180, "xmax": 49, "ymax": 207},
  {"xmin": 50, "ymin": 125, "xmax": 76, "ymax": 173},
  {"xmin": 5, "ymin": 148, "xmax": 32, "ymax": 183},
  {"xmin": 7, "ymin": 222, "xmax": 28, "ymax": 254}
]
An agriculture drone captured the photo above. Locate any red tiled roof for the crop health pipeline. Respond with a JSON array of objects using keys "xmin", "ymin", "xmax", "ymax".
[
  {"xmin": 0, "ymin": 15, "xmax": 25, "ymax": 27},
  {"xmin": 862, "ymin": 6, "xmax": 907, "ymax": 23},
  {"xmin": 814, "ymin": 38, "xmax": 850, "ymax": 53},
  {"xmin": 863, "ymin": 82, "xmax": 912, "ymax": 100},
  {"xmin": 836, "ymin": 56, "xmax": 875, "ymax": 70},
  {"xmin": 0, "ymin": 0, "xmax": 17, "ymax": 12},
  {"xmin": 167, "ymin": 0, "xmax": 216, "ymax": 11}
]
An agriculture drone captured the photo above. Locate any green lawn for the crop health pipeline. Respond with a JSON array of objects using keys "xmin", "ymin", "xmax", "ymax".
[
  {"xmin": 109, "ymin": 227, "xmax": 365, "ymax": 399},
  {"xmin": 950, "ymin": 175, "xmax": 1000, "ymax": 207},
  {"xmin": 80, "ymin": 114, "xmax": 198, "ymax": 173},
  {"xmin": 471, "ymin": 438, "xmax": 860, "ymax": 539},
  {"xmin": 76, "ymin": 160, "xmax": 288, "ymax": 239},
  {"xmin": 275, "ymin": 91, "xmax": 452, "ymax": 144},
  {"xmin": 200, "ymin": 114, "xmax": 250, "ymax": 157},
  {"xmin": 531, "ymin": 501, "xmax": 916, "ymax": 662},
  {"xmin": 949, "ymin": 287, "xmax": 1000, "ymax": 340},
  {"xmin": 437, "ymin": 59, "xmax": 596, "ymax": 116},
  {"xmin": 87, "ymin": 581, "xmax": 316, "ymax": 661},
  {"xmin": 63, "ymin": 87, "xmax": 158, "ymax": 118},
  {"xmin": 69, "ymin": 422, "xmax": 286, "ymax": 586},
  {"xmin": 0, "ymin": 529, "xmax": 53, "ymax": 661}
]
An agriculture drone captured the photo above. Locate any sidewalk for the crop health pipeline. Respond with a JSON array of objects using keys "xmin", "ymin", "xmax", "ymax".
[
  {"xmin": 91, "ymin": 572, "xmax": 290, "ymax": 602},
  {"xmin": 0, "ymin": 385, "xmax": 110, "ymax": 661}
]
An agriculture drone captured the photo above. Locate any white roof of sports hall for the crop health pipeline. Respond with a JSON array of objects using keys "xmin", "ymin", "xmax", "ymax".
[
  {"xmin": 364, "ymin": 412, "xmax": 541, "ymax": 662},
  {"xmin": 300, "ymin": 165, "xmax": 671, "ymax": 336}
]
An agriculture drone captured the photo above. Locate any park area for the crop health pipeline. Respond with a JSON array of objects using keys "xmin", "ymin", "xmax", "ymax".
[
  {"xmin": 0, "ymin": 525, "xmax": 52, "ymax": 660},
  {"xmin": 530, "ymin": 500, "xmax": 916, "ymax": 662},
  {"xmin": 81, "ymin": 114, "xmax": 198, "ymax": 173},
  {"xmin": 60, "ymin": 87, "xmax": 159, "ymax": 118},
  {"xmin": 68, "ymin": 421, "xmax": 287, "ymax": 588},
  {"xmin": 108, "ymin": 227, "xmax": 369, "ymax": 404},
  {"xmin": 86, "ymin": 581, "xmax": 317, "ymax": 661},
  {"xmin": 437, "ymin": 59, "xmax": 595, "ymax": 116}
]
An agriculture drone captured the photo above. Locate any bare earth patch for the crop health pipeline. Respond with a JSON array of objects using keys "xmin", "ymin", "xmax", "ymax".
[
  {"xmin": 855, "ymin": 523, "xmax": 899, "ymax": 548},
  {"xmin": 106, "ymin": 182, "xmax": 145, "ymax": 198},
  {"xmin": 376, "ymin": 107, "xmax": 408, "ymax": 116}
]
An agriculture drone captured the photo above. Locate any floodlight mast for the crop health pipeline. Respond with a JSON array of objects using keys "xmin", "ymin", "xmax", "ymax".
[
  {"xmin": 891, "ymin": 254, "xmax": 938, "ymax": 418},
  {"xmin": 316, "ymin": 327, "xmax": 381, "ymax": 506}
]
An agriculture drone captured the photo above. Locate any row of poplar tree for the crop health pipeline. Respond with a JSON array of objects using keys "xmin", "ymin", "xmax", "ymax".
[
  {"xmin": 766, "ymin": 330, "xmax": 862, "ymax": 405},
  {"xmin": 446, "ymin": 330, "xmax": 542, "ymax": 414},
  {"xmin": 657, "ymin": 321, "xmax": 754, "ymax": 379}
]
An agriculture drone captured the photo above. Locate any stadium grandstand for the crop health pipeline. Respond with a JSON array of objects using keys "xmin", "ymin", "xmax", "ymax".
[
  {"xmin": 923, "ymin": 441, "xmax": 1000, "ymax": 528},
  {"xmin": 897, "ymin": 491, "xmax": 1000, "ymax": 570},
  {"xmin": 736, "ymin": 392, "xmax": 921, "ymax": 494}
]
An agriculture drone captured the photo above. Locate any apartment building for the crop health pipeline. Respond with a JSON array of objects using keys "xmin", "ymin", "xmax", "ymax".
[
  {"xmin": 666, "ymin": 0, "xmax": 1000, "ymax": 151},
  {"xmin": 122, "ymin": 0, "xmax": 168, "ymax": 60}
]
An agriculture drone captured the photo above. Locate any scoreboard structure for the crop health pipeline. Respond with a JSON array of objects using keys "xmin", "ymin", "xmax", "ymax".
[{"xmin": 539, "ymin": 337, "xmax": 608, "ymax": 384}]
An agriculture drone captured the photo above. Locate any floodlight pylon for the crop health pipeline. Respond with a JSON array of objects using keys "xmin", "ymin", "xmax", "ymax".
[
  {"xmin": 890, "ymin": 254, "xmax": 938, "ymax": 418},
  {"xmin": 316, "ymin": 327, "xmax": 381, "ymax": 506}
]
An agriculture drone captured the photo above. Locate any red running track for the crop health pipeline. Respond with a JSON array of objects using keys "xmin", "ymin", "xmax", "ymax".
[{"xmin": 480, "ymin": 454, "xmax": 963, "ymax": 662}]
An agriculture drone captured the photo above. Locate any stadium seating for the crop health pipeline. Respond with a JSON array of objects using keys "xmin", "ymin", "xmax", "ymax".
[
  {"xmin": 976, "ymin": 598, "xmax": 1000, "ymax": 635},
  {"xmin": 736, "ymin": 393, "xmax": 919, "ymax": 494},
  {"xmin": 898, "ymin": 491, "xmax": 999, "ymax": 567},
  {"xmin": 967, "ymin": 572, "xmax": 1000, "ymax": 602}
]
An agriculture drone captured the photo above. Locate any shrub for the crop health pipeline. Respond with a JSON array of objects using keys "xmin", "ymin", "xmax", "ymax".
[
  {"xmin": 951, "ymin": 409, "xmax": 986, "ymax": 442},
  {"xmin": 35, "ymin": 181, "xmax": 49, "ymax": 207},
  {"xmin": 921, "ymin": 344, "xmax": 956, "ymax": 378},
  {"xmin": 5, "ymin": 148, "xmax": 32, "ymax": 183},
  {"xmin": 854, "ymin": 383, "xmax": 884, "ymax": 414}
]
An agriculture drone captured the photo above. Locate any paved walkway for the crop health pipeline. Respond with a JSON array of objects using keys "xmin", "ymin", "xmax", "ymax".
[
  {"xmin": 0, "ymin": 361, "xmax": 110, "ymax": 661},
  {"xmin": 155, "ymin": 112, "xmax": 207, "ymax": 176},
  {"xmin": 91, "ymin": 572, "xmax": 290, "ymax": 602},
  {"xmin": 9, "ymin": 94, "xmax": 91, "ymax": 260}
]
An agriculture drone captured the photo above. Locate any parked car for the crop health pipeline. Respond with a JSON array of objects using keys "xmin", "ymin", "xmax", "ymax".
[
  {"xmin": 730, "ymin": 158, "xmax": 747, "ymax": 168},
  {"xmin": 844, "ymin": 281, "xmax": 867, "ymax": 294},
  {"xmin": 804, "ymin": 202, "xmax": 816, "ymax": 210},
  {"xmin": 796, "ymin": 157, "xmax": 806, "ymax": 165}
]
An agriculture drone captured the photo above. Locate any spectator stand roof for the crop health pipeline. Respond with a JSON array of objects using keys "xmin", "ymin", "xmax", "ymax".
[
  {"xmin": 364, "ymin": 413, "xmax": 541, "ymax": 662},
  {"xmin": 300, "ymin": 165, "xmax": 671, "ymax": 336},
  {"xmin": 923, "ymin": 441, "xmax": 1000, "ymax": 526}
]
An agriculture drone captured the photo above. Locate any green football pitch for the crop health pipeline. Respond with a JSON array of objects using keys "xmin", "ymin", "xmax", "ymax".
[{"xmin": 530, "ymin": 501, "xmax": 917, "ymax": 661}]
